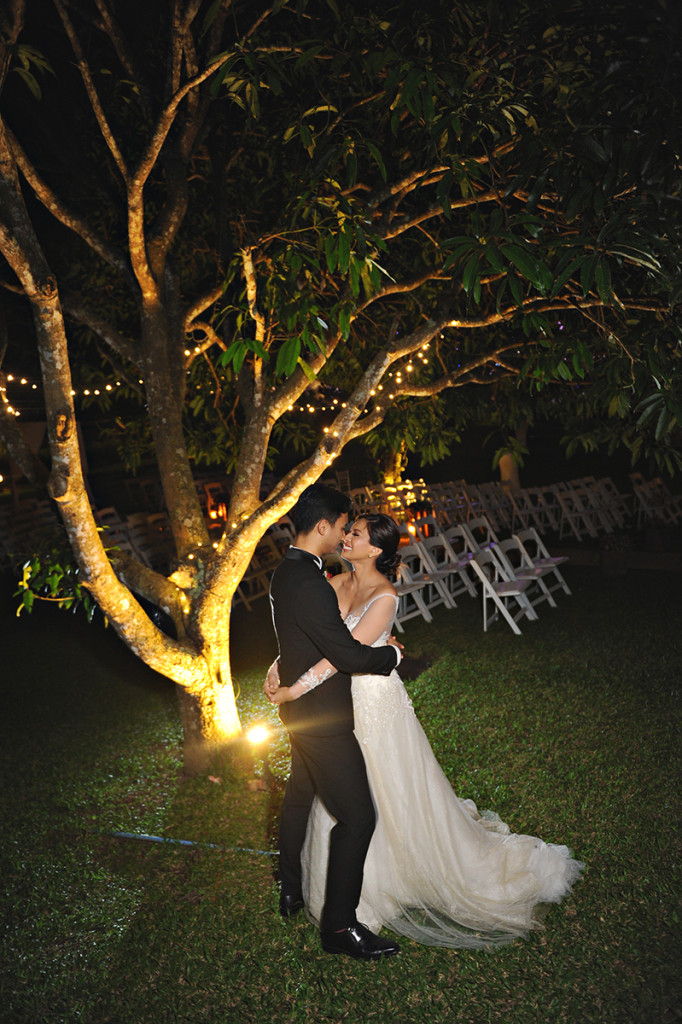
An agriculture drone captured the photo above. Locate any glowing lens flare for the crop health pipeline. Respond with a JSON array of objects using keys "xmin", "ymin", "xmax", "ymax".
[{"xmin": 247, "ymin": 725, "xmax": 270, "ymax": 746}]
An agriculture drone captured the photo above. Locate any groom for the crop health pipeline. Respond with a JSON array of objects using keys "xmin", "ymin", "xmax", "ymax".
[{"xmin": 268, "ymin": 483, "xmax": 402, "ymax": 960}]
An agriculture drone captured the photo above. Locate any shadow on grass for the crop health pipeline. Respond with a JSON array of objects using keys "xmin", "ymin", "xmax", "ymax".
[{"xmin": 1, "ymin": 567, "xmax": 681, "ymax": 1024}]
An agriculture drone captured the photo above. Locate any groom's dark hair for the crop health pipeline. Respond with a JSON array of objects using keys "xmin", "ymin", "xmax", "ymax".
[{"xmin": 290, "ymin": 483, "xmax": 352, "ymax": 534}]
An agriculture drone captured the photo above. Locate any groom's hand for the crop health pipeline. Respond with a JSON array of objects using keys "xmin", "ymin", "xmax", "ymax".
[
  {"xmin": 387, "ymin": 635, "xmax": 404, "ymax": 665},
  {"xmin": 263, "ymin": 658, "xmax": 280, "ymax": 698},
  {"xmin": 267, "ymin": 685, "xmax": 293, "ymax": 706}
]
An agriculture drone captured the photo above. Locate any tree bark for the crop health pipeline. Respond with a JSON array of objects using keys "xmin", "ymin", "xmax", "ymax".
[{"xmin": 140, "ymin": 301, "xmax": 209, "ymax": 560}]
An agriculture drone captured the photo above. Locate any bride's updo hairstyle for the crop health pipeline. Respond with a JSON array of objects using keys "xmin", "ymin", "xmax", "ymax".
[{"xmin": 362, "ymin": 513, "xmax": 402, "ymax": 580}]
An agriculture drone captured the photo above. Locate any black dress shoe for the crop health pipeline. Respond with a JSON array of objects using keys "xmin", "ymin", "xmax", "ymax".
[
  {"xmin": 279, "ymin": 892, "xmax": 305, "ymax": 918},
  {"xmin": 320, "ymin": 922, "xmax": 400, "ymax": 960}
]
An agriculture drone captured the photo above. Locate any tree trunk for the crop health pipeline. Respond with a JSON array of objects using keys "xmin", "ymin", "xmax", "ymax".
[
  {"xmin": 383, "ymin": 441, "xmax": 407, "ymax": 486},
  {"xmin": 499, "ymin": 422, "xmax": 529, "ymax": 492},
  {"xmin": 140, "ymin": 305, "xmax": 210, "ymax": 560},
  {"xmin": 175, "ymin": 677, "xmax": 242, "ymax": 775},
  {"xmin": 498, "ymin": 451, "xmax": 521, "ymax": 492}
]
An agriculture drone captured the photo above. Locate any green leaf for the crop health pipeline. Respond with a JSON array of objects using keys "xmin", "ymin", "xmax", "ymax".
[
  {"xmin": 571, "ymin": 351, "xmax": 586, "ymax": 379},
  {"xmin": 609, "ymin": 246, "xmax": 662, "ymax": 273},
  {"xmin": 338, "ymin": 307, "xmax": 351, "ymax": 340},
  {"xmin": 484, "ymin": 242, "xmax": 505, "ymax": 273},
  {"xmin": 323, "ymin": 234, "xmax": 335, "ymax": 274},
  {"xmin": 462, "ymin": 254, "xmax": 480, "ymax": 295},
  {"xmin": 550, "ymin": 256, "xmax": 585, "ymax": 298},
  {"xmin": 251, "ymin": 339, "xmax": 270, "ymax": 362},
  {"xmin": 295, "ymin": 45, "xmax": 324, "ymax": 68},
  {"xmin": 297, "ymin": 357, "xmax": 317, "ymax": 383},
  {"xmin": 301, "ymin": 104, "xmax": 338, "ymax": 118},
  {"xmin": 580, "ymin": 254, "xmax": 597, "ymax": 296},
  {"xmin": 595, "ymin": 259, "xmax": 612, "ymax": 304},
  {"xmin": 222, "ymin": 340, "xmax": 247, "ymax": 372},
  {"xmin": 345, "ymin": 150, "xmax": 357, "ymax": 187},
  {"xmin": 276, "ymin": 337, "xmax": 300, "ymax": 377},
  {"xmin": 300, "ymin": 123, "xmax": 314, "ymax": 156},
  {"xmin": 366, "ymin": 141, "xmax": 387, "ymax": 182},
  {"xmin": 508, "ymin": 272, "xmax": 524, "ymax": 306},
  {"xmin": 337, "ymin": 226, "xmax": 351, "ymax": 275},
  {"xmin": 526, "ymin": 171, "xmax": 549, "ymax": 212},
  {"xmin": 349, "ymin": 255, "xmax": 361, "ymax": 297},
  {"xmin": 652, "ymin": 407, "xmax": 665, "ymax": 440},
  {"xmin": 501, "ymin": 245, "xmax": 540, "ymax": 286}
]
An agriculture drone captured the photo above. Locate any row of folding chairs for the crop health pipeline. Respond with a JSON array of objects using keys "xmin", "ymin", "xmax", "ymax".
[
  {"xmin": 392, "ymin": 514, "xmax": 571, "ymax": 636},
  {"xmin": 0, "ymin": 499, "xmax": 63, "ymax": 574},
  {"xmin": 629, "ymin": 472, "xmax": 682, "ymax": 528},
  {"xmin": 350, "ymin": 475, "xmax": 641, "ymax": 543},
  {"xmin": 94, "ymin": 506, "xmax": 297, "ymax": 610}
]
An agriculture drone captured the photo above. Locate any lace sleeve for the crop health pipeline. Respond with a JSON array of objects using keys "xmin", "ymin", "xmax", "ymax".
[{"xmin": 295, "ymin": 661, "xmax": 335, "ymax": 693}]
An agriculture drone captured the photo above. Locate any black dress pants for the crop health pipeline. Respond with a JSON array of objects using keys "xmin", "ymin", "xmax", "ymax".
[{"xmin": 279, "ymin": 730, "xmax": 376, "ymax": 931}]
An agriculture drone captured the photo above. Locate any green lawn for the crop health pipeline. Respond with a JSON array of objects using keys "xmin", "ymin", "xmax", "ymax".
[{"xmin": 0, "ymin": 565, "xmax": 680, "ymax": 1024}]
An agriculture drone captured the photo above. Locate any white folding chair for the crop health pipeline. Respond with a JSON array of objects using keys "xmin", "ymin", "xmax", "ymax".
[
  {"xmin": 595, "ymin": 477, "xmax": 631, "ymax": 529},
  {"xmin": 442, "ymin": 523, "xmax": 490, "ymax": 582},
  {"xmin": 569, "ymin": 478, "xmax": 615, "ymax": 535},
  {"xmin": 394, "ymin": 564, "xmax": 434, "ymax": 633},
  {"xmin": 94, "ymin": 506, "xmax": 125, "ymax": 528},
  {"xmin": 236, "ymin": 536, "xmax": 281, "ymax": 610},
  {"xmin": 475, "ymin": 482, "xmax": 513, "ymax": 532},
  {"xmin": 348, "ymin": 487, "xmax": 378, "ymax": 517},
  {"xmin": 412, "ymin": 516, "xmax": 477, "ymax": 599},
  {"xmin": 513, "ymin": 527, "xmax": 572, "ymax": 597},
  {"xmin": 550, "ymin": 483, "xmax": 600, "ymax": 541},
  {"xmin": 399, "ymin": 541, "xmax": 457, "ymax": 613},
  {"xmin": 457, "ymin": 515, "xmax": 500, "ymax": 552},
  {"xmin": 267, "ymin": 516, "xmax": 296, "ymax": 555},
  {"xmin": 469, "ymin": 548, "xmax": 538, "ymax": 635},
  {"xmin": 495, "ymin": 537, "xmax": 559, "ymax": 612},
  {"xmin": 630, "ymin": 473, "xmax": 682, "ymax": 527}
]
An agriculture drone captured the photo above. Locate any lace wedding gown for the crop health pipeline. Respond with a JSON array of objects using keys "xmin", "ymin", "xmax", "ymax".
[{"xmin": 301, "ymin": 595, "xmax": 584, "ymax": 948}]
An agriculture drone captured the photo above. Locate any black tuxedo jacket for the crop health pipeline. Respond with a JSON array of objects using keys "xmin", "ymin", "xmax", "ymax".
[{"xmin": 269, "ymin": 547, "xmax": 399, "ymax": 736}]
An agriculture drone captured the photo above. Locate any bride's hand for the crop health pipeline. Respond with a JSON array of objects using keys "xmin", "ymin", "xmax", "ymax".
[
  {"xmin": 263, "ymin": 658, "xmax": 280, "ymax": 697},
  {"xmin": 268, "ymin": 685, "xmax": 294, "ymax": 706}
]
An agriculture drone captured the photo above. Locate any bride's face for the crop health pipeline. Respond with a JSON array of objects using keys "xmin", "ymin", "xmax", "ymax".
[{"xmin": 341, "ymin": 519, "xmax": 380, "ymax": 563}]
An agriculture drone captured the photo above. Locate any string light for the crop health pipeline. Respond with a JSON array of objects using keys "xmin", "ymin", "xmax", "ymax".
[{"xmin": 2, "ymin": 358, "xmax": 430, "ymax": 422}]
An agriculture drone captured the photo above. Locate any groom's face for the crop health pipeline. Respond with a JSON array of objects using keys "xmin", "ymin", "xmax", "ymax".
[{"xmin": 320, "ymin": 512, "xmax": 350, "ymax": 554}]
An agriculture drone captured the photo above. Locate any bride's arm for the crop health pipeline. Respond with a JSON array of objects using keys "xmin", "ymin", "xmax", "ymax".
[
  {"xmin": 269, "ymin": 594, "xmax": 398, "ymax": 704},
  {"xmin": 348, "ymin": 593, "xmax": 399, "ymax": 646}
]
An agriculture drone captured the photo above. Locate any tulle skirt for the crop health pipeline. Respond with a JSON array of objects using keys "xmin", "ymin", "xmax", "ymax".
[{"xmin": 301, "ymin": 670, "xmax": 584, "ymax": 948}]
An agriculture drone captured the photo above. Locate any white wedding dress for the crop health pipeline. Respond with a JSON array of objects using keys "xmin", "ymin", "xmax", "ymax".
[{"xmin": 301, "ymin": 595, "xmax": 584, "ymax": 948}]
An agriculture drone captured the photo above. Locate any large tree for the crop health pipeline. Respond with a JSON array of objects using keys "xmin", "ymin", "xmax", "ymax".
[{"xmin": 0, "ymin": 0, "xmax": 679, "ymax": 768}]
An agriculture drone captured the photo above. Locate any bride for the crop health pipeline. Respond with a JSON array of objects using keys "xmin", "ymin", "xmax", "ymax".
[{"xmin": 267, "ymin": 512, "xmax": 583, "ymax": 948}]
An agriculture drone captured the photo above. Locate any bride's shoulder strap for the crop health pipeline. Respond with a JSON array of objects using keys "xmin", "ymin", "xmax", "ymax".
[{"xmin": 362, "ymin": 591, "xmax": 399, "ymax": 614}]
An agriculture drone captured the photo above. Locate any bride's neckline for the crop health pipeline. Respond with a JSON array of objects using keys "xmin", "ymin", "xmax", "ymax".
[{"xmin": 342, "ymin": 592, "xmax": 398, "ymax": 620}]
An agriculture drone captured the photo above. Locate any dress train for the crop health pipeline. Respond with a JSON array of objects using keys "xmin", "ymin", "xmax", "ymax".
[{"xmin": 301, "ymin": 604, "xmax": 583, "ymax": 948}]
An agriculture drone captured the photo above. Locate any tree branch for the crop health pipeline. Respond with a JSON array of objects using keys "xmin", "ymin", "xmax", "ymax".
[
  {"xmin": 128, "ymin": 54, "xmax": 231, "ymax": 297},
  {"xmin": 185, "ymin": 321, "xmax": 227, "ymax": 368},
  {"xmin": 5, "ymin": 127, "xmax": 131, "ymax": 278},
  {"xmin": 53, "ymin": 0, "xmax": 129, "ymax": 180},
  {"xmin": 184, "ymin": 283, "xmax": 227, "ymax": 331},
  {"xmin": 355, "ymin": 271, "xmax": 449, "ymax": 313},
  {"xmin": 61, "ymin": 296, "xmax": 139, "ymax": 363}
]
